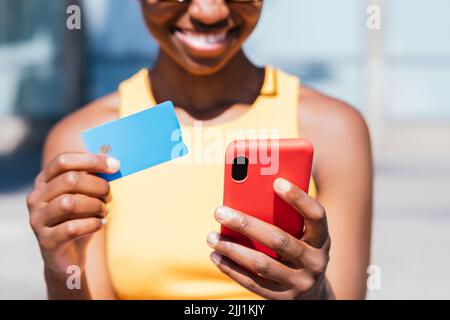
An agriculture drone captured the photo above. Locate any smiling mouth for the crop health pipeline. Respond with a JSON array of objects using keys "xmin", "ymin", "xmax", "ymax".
[{"xmin": 172, "ymin": 27, "xmax": 239, "ymax": 54}]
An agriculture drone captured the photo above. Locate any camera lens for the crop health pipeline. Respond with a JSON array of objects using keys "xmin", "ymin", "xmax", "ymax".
[{"xmin": 232, "ymin": 156, "xmax": 249, "ymax": 182}]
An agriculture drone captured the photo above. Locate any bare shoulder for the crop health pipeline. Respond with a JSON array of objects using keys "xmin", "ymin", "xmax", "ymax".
[
  {"xmin": 43, "ymin": 92, "xmax": 120, "ymax": 164},
  {"xmin": 297, "ymin": 85, "xmax": 372, "ymax": 178},
  {"xmin": 298, "ymin": 86, "xmax": 369, "ymax": 142}
]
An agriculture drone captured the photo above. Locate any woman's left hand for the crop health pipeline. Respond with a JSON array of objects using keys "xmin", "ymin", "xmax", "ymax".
[{"xmin": 207, "ymin": 178, "xmax": 334, "ymax": 300}]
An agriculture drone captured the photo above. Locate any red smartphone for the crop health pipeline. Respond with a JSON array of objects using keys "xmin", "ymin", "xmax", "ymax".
[{"xmin": 222, "ymin": 139, "xmax": 314, "ymax": 259}]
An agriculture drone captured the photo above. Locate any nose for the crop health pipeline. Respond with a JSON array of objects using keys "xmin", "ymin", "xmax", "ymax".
[{"xmin": 189, "ymin": 0, "xmax": 230, "ymax": 26}]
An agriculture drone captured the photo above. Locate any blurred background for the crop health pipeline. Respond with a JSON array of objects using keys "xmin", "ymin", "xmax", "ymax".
[{"xmin": 1, "ymin": 0, "xmax": 449, "ymax": 299}]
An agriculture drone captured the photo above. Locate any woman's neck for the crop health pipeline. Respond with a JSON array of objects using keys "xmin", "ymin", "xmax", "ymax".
[{"xmin": 149, "ymin": 50, "xmax": 265, "ymax": 120}]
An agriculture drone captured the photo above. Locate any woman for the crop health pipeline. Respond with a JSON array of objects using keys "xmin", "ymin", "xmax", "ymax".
[{"xmin": 27, "ymin": 0, "xmax": 372, "ymax": 300}]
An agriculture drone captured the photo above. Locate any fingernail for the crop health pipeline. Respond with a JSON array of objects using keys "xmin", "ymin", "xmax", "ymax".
[
  {"xmin": 275, "ymin": 178, "xmax": 291, "ymax": 193},
  {"xmin": 211, "ymin": 252, "xmax": 222, "ymax": 265},
  {"xmin": 101, "ymin": 218, "xmax": 108, "ymax": 226},
  {"xmin": 215, "ymin": 207, "xmax": 233, "ymax": 222},
  {"xmin": 106, "ymin": 157, "xmax": 120, "ymax": 172},
  {"xmin": 207, "ymin": 232, "xmax": 220, "ymax": 246}
]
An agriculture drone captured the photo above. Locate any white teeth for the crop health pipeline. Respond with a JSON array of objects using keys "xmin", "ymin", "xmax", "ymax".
[{"xmin": 175, "ymin": 30, "xmax": 228, "ymax": 50}]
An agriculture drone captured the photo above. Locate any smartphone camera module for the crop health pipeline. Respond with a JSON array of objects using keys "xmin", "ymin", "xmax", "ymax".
[{"xmin": 232, "ymin": 156, "xmax": 249, "ymax": 182}]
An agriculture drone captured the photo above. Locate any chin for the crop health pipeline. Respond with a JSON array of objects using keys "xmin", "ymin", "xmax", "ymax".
[
  {"xmin": 183, "ymin": 60, "xmax": 230, "ymax": 77},
  {"xmin": 166, "ymin": 50, "xmax": 235, "ymax": 76}
]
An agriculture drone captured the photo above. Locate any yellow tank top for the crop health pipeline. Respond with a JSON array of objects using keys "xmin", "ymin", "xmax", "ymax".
[{"xmin": 107, "ymin": 66, "xmax": 317, "ymax": 299}]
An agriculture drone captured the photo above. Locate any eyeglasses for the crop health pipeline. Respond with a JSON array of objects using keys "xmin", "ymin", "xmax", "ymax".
[{"xmin": 160, "ymin": 0, "xmax": 262, "ymax": 3}]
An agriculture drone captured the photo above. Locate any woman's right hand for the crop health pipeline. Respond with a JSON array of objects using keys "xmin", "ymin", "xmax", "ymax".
[{"xmin": 26, "ymin": 152, "xmax": 120, "ymax": 276}]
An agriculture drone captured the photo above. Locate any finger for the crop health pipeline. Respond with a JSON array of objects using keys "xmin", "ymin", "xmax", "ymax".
[
  {"xmin": 41, "ymin": 194, "xmax": 108, "ymax": 227},
  {"xmin": 41, "ymin": 171, "xmax": 110, "ymax": 203},
  {"xmin": 210, "ymin": 252, "xmax": 291, "ymax": 300},
  {"xmin": 273, "ymin": 178, "xmax": 328, "ymax": 248},
  {"xmin": 207, "ymin": 232, "xmax": 294, "ymax": 287},
  {"xmin": 36, "ymin": 153, "xmax": 120, "ymax": 183},
  {"xmin": 215, "ymin": 207, "xmax": 312, "ymax": 264},
  {"xmin": 42, "ymin": 218, "xmax": 104, "ymax": 250}
]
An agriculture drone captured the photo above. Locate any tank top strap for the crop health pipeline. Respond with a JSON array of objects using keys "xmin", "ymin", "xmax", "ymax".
[{"xmin": 254, "ymin": 65, "xmax": 301, "ymax": 137}]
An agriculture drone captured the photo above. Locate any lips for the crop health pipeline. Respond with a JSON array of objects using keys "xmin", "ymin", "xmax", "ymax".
[{"xmin": 173, "ymin": 28, "xmax": 237, "ymax": 54}]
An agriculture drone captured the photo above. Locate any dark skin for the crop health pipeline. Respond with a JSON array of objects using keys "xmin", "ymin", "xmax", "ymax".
[{"xmin": 27, "ymin": 0, "xmax": 372, "ymax": 299}]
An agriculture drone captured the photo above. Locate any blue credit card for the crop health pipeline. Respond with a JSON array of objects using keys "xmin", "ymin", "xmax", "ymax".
[{"xmin": 81, "ymin": 101, "xmax": 188, "ymax": 181}]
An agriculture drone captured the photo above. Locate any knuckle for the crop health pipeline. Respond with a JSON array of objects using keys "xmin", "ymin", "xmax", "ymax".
[
  {"xmin": 310, "ymin": 253, "xmax": 329, "ymax": 276},
  {"xmin": 92, "ymin": 219, "xmax": 102, "ymax": 230},
  {"xmin": 55, "ymin": 154, "xmax": 69, "ymax": 170},
  {"xmin": 236, "ymin": 215, "xmax": 251, "ymax": 232},
  {"xmin": 220, "ymin": 240, "xmax": 233, "ymax": 254},
  {"xmin": 95, "ymin": 199, "xmax": 104, "ymax": 211},
  {"xmin": 29, "ymin": 214, "xmax": 40, "ymax": 231},
  {"xmin": 95, "ymin": 200, "xmax": 106, "ymax": 216},
  {"xmin": 62, "ymin": 171, "xmax": 80, "ymax": 190},
  {"xmin": 301, "ymin": 276, "xmax": 316, "ymax": 293},
  {"xmin": 26, "ymin": 192, "xmax": 37, "ymax": 210},
  {"xmin": 295, "ymin": 246, "xmax": 306, "ymax": 262},
  {"xmin": 103, "ymin": 191, "xmax": 112, "ymax": 204},
  {"xmin": 272, "ymin": 232, "xmax": 291, "ymax": 252},
  {"xmin": 254, "ymin": 256, "xmax": 271, "ymax": 275},
  {"xmin": 65, "ymin": 221, "xmax": 80, "ymax": 238},
  {"xmin": 58, "ymin": 195, "xmax": 76, "ymax": 214},
  {"xmin": 311, "ymin": 204, "xmax": 326, "ymax": 222},
  {"xmin": 39, "ymin": 237, "xmax": 56, "ymax": 252},
  {"xmin": 100, "ymin": 180, "xmax": 110, "ymax": 196},
  {"xmin": 293, "ymin": 274, "xmax": 315, "ymax": 295},
  {"xmin": 292, "ymin": 190, "xmax": 306, "ymax": 205}
]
